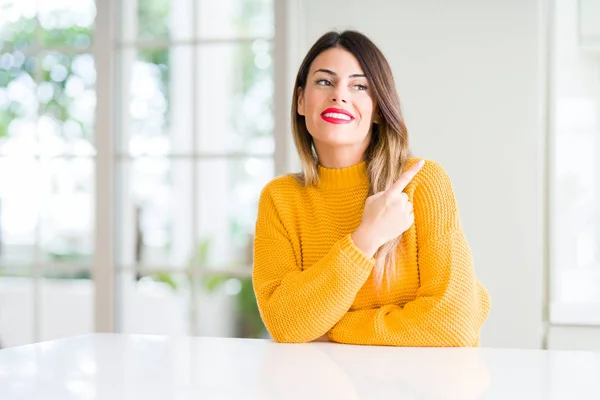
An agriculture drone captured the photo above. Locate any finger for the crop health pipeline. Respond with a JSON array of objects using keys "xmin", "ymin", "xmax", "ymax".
[
  {"xmin": 384, "ymin": 188, "xmax": 405, "ymax": 205},
  {"xmin": 368, "ymin": 191, "xmax": 386, "ymax": 201},
  {"xmin": 389, "ymin": 160, "xmax": 425, "ymax": 193}
]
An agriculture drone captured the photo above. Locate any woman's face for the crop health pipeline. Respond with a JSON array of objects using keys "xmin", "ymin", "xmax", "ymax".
[{"xmin": 297, "ymin": 47, "xmax": 378, "ymax": 156}]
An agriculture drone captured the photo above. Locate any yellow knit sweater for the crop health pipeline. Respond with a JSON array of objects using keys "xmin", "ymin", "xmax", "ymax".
[{"xmin": 252, "ymin": 158, "xmax": 491, "ymax": 346}]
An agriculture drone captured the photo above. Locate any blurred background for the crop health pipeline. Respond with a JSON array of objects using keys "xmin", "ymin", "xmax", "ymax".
[{"xmin": 0, "ymin": 0, "xmax": 598, "ymax": 351}]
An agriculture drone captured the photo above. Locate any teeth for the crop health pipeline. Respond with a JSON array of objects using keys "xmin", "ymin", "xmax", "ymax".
[{"xmin": 323, "ymin": 112, "xmax": 352, "ymax": 120}]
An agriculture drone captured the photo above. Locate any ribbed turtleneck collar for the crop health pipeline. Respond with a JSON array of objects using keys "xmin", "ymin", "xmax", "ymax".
[{"xmin": 317, "ymin": 161, "xmax": 369, "ymax": 190}]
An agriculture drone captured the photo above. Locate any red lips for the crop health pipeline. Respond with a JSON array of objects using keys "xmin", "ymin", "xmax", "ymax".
[{"xmin": 320, "ymin": 107, "xmax": 355, "ymax": 124}]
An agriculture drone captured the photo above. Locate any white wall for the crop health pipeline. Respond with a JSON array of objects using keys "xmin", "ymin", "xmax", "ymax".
[{"xmin": 286, "ymin": 0, "xmax": 548, "ymax": 348}]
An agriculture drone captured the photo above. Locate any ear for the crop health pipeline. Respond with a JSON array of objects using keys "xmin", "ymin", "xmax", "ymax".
[{"xmin": 297, "ymin": 87, "xmax": 305, "ymax": 116}]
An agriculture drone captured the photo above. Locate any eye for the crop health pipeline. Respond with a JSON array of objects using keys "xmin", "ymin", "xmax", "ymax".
[
  {"xmin": 316, "ymin": 79, "xmax": 332, "ymax": 86},
  {"xmin": 354, "ymin": 84, "xmax": 368, "ymax": 91}
]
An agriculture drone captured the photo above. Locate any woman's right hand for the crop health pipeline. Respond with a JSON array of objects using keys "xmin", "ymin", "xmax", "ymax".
[{"xmin": 351, "ymin": 160, "xmax": 425, "ymax": 258}]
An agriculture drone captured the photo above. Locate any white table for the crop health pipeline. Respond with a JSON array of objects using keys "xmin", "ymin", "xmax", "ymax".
[{"xmin": 0, "ymin": 334, "xmax": 598, "ymax": 399}]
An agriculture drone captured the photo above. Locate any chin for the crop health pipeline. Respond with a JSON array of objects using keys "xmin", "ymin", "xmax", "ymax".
[
  {"xmin": 314, "ymin": 136, "xmax": 361, "ymax": 148},
  {"xmin": 311, "ymin": 127, "xmax": 366, "ymax": 147}
]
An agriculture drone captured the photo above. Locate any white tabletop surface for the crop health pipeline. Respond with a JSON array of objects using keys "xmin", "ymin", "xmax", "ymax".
[{"xmin": 0, "ymin": 334, "xmax": 598, "ymax": 399}]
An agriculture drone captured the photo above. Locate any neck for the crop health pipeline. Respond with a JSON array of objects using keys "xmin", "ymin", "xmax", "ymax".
[{"xmin": 314, "ymin": 139, "xmax": 370, "ymax": 169}]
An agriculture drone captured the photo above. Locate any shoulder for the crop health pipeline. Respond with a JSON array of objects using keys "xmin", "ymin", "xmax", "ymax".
[
  {"xmin": 259, "ymin": 173, "xmax": 306, "ymax": 208},
  {"xmin": 406, "ymin": 158, "xmax": 462, "ymax": 234},
  {"xmin": 404, "ymin": 157, "xmax": 452, "ymax": 188},
  {"xmin": 255, "ymin": 174, "xmax": 304, "ymax": 237},
  {"xmin": 256, "ymin": 173, "xmax": 307, "ymax": 234},
  {"xmin": 261, "ymin": 173, "xmax": 304, "ymax": 197},
  {"xmin": 404, "ymin": 157, "xmax": 449, "ymax": 178},
  {"xmin": 404, "ymin": 157, "xmax": 456, "ymax": 204}
]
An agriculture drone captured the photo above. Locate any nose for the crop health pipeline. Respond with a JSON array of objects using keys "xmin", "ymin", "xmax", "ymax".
[{"xmin": 330, "ymin": 85, "xmax": 348, "ymax": 104}]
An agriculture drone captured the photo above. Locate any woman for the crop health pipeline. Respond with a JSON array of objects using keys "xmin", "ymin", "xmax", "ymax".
[{"xmin": 252, "ymin": 30, "xmax": 490, "ymax": 346}]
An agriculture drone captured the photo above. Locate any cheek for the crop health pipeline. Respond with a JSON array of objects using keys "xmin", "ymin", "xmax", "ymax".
[
  {"xmin": 357, "ymin": 97, "xmax": 375, "ymax": 124},
  {"xmin": 304, "ymin": 89, "xmax": 326, "ymax": 114}
]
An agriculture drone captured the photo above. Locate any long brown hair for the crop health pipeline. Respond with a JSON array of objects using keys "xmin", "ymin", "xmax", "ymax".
[{"xmin": 291, "ymin": 30, "xmax": 412, "ymax": 287}]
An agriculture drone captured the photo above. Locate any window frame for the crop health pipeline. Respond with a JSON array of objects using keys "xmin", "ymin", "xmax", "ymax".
[{"xmin": 93, "ymin": 0, "xmax": 286, "ymax": 334}]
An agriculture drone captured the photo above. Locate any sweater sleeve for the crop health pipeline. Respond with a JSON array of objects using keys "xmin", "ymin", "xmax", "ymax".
[
  {"xmin": 252, "ymin": 183, "xmax": 376, "ymax": 343},
  {"xmin": 327, "ymin": 161, "xmax": 491, "ymax": 347}
]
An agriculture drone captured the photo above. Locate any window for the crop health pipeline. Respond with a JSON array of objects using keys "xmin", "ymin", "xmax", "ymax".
[
  {"xmin": 550, "ymin": 0, "xmax": 600, "ymax": 325},
  {"xmin": 113, "ymin": 0, "xmax": 275, "ymax": 338},
  {"xmin": 0, "ymin": 0, "xmax": 278, "ymax": 347},
  {"xmin": 0, "ymin": 0, "xmax": 97, "ymax": 346}
]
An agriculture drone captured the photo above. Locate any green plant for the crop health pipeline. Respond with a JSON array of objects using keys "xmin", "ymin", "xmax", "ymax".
[
  {"xmin": 0, "ymin": 110, "xmax": 11, "ymax": 138},
  {"xmin": 236, "ymin": 276, "xmax": 265, "ymax": 338},
  {"xmin": 152, "ymin": 237, "xmax": 266, "ymax": 339}
]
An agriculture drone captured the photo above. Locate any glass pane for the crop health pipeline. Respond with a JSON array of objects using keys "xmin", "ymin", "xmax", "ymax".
[
  {"xmin": 550, "ymin": 0, "xmax": 600, "ymax": 318},
  {"xmin": 117, "ymin": 270, "xmax": 189, "ymax": 335},
  {"xmin": 116, "ymin": 158, "xmax": 194, "ymax": 269},
  {"xmin": 189, "ymin": 272, "xmax": 266, "ymax": 338},
  {"xmin": 195, "ymin": 158, "xmax": 273, "ymax": 268},
  {"xmin": 38, "ymin": 0, "xmax": 96, "ymax": 50},
  {"xmin": 0, "ymin": 1, "xmax": 37, "ymax": 53},
  {"xmin": 39, "ymin": 158, "xmax": 94, "ymax": 266},
  {"xmin": 0, "ymin": 271, "xmax": 34, "ymax": 347},
  {"xmin": 196, "ymin": 41, "xmax": 274, "ymax": 154},
  {"xmin": 117, "ymin": 270, "xmax": 266, "ymax": 338},
  {"xmin": 127, "ymin": 0, "xmax": 193, "ymax": 42},
  {"xmin": 0, "ymin": 157, "xmax": 40, "ymax": 266},
  {"xmin": 197, "ymin": 0, "xmax": 274, "ymax": 39},
  {"xmin": 137, "ymin": 0, "xmax": 170, "ymax": 41},
  {"xmin": 38, "ymin": 51, "xmax": 96, "ymax": 154},
  {"xmin": 119, "ymin": 46, "xmax": 193, "ymax": 155},
  {"xmin": 40, "ymin": 275, "xmax": 93, "ymax": 342},
  {"xmin": 552, "ymin": 130, "xmax": 598, "ymax": 305},
  {"xmin": 0, "ymin": 54, "xmax": 37, "ymax": 155},
  {"xmin": 119, "ymin": 0, "xmax": 272, "ymax": 42}
]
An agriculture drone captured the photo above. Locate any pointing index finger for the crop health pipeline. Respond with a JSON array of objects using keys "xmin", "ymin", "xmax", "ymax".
[{"xmin": 389, "ymin": 160, "xmax": 425, "ymax": 193}]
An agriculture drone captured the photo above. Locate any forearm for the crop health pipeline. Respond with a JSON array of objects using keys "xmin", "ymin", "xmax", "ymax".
[
  {"xmin": 328, "ymin": 291, "xmax": 485, "ymax": 347},
  {"xmin": 254, "ymin": 234, "xmax": 375, "ymax": 343},
  {"xmin": 329, "ymin": 230, "xmax": 491, "ymax": 347}
]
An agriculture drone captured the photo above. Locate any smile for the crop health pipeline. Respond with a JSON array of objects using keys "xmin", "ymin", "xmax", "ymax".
[{"xmin": 320, "ymin": 108, "xmax": 355, "ymax": 124}]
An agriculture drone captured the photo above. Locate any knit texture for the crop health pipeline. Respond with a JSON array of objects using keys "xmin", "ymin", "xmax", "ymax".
[{"xmin": 252, "ymin": 158, "xmax": 491, "ymax": 346}]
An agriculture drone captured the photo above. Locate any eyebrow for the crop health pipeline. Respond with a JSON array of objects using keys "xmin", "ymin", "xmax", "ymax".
[{"xmin": 313, "ymin": 68, "xmax": 366, "ymax": 78}]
